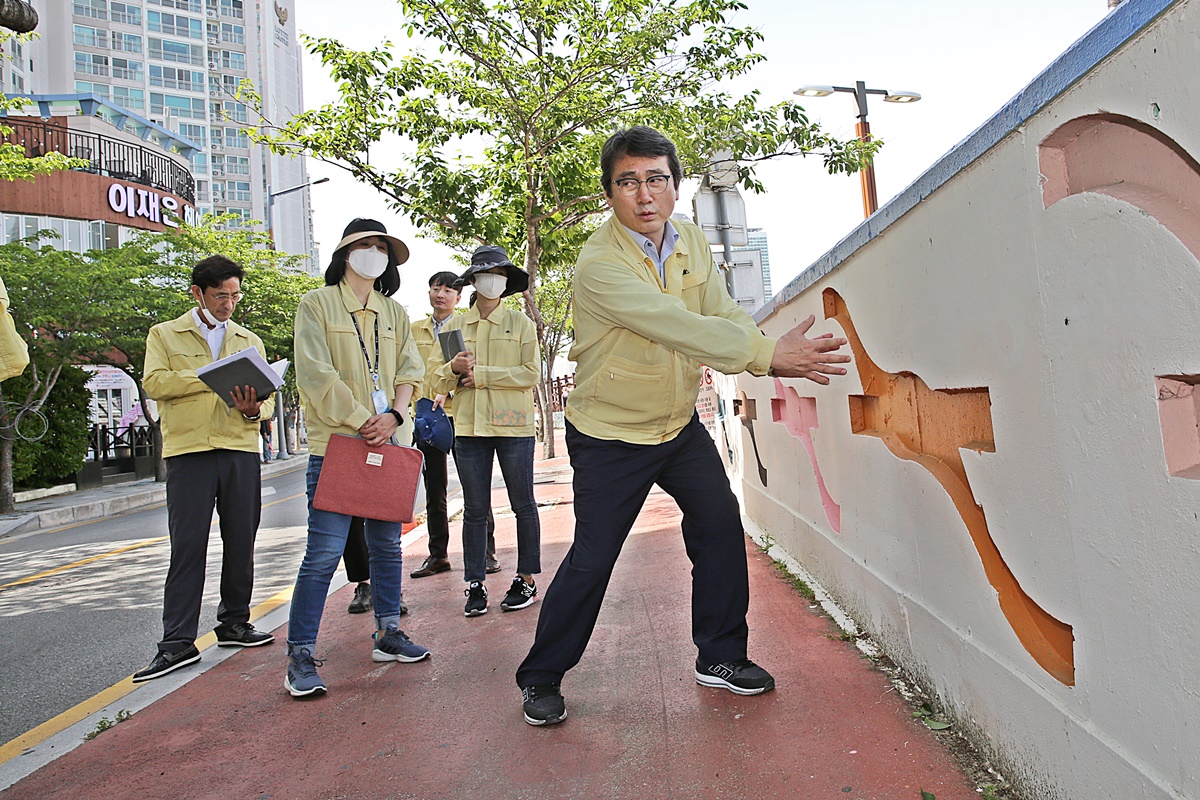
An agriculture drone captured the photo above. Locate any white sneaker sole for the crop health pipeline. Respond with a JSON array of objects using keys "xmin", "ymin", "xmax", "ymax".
[
  {"xmin": 523, "ymin": 708, "xmax": 567, "ymax": 726},
  {"xmin": 372, "ymin": 649, "xmax": 431, "ymax": 663},
  {"xmin": 284, "ymin": 676, "xmax": 327, "ymax": 697},
  {"xmin": 464, "ymin": 607, "xmax": 488, "ymax": 617},
  {"xmin": 217, "ymin": 634, "xmax": 275, "ymax": 648},
  {"xmin": 694, "ymin": 670, "xmax": 774, "ymax": 696},
  {"xmin": 500, "ymin": 595, "xmax": 538, "ymax": 611}
]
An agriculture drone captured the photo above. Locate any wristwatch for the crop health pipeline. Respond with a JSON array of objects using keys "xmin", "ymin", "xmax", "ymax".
[{"xmin": 387, "ymin": 408, "xmax": 404, "ymax": 426}]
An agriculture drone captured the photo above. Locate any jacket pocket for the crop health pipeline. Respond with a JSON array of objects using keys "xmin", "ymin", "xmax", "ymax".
[{"xmin": 587, "ymin": 355, "xmax": 669, "ymax": 426}]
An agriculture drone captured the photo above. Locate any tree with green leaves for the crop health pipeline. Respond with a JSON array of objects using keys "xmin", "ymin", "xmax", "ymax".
[
  {"xmin": 1, "ymin": 32, "xmax": 87, "ymax": 181},
  {"xmin": 246, "ymin": 0, "xmax": 877, "ymax": 456}
]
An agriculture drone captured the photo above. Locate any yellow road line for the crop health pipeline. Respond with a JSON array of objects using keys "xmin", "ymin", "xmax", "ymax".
[
  {"xmin": 0, "ymin": 537, "xmax": 168, "ymax": 593},
  {"xmin": 0, "ymin": 492, "xmax": 305, "ymax": 592},
  {"xmin": 0, "ymin": 584, "xmax": 295, "ymax": 766}
]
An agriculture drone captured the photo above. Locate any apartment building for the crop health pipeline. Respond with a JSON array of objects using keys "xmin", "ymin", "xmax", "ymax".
[{"xmin": 6, "ymin": 0, "xmax": 319, "ymax": 271}]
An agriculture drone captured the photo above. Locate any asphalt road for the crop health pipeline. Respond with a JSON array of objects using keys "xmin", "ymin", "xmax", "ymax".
[{"xmin": 0, "ymin": 464, "xmax": 313, "ymax": 746}]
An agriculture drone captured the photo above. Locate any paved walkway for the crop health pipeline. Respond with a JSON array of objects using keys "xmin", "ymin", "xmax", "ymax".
[{"xmin": 0, "ymin": 436, "xmax": 981, "ymax": 800}]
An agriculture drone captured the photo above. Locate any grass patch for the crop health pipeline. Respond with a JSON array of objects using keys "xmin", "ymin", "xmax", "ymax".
[
  {"xmin": 84, "ymin": 709, "xmax": 131, "ymax": 741},
  {"xmin": 773, "ymin": 561, "xmax": 816, "ymax": 600}
]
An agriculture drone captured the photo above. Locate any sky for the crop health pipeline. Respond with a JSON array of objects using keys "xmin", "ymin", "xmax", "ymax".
[{"xmin": 290, "ymin": 0, "xmax": 1111, "ymax": 319}]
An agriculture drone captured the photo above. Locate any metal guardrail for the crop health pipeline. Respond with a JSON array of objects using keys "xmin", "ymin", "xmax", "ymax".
[
  {"xmin": 87, "ymin": 424, "xmax": 154, "ymax": 463},
  {"xmin": 2, "ymin": 117, "xmax": 196, "ymax": 203}
]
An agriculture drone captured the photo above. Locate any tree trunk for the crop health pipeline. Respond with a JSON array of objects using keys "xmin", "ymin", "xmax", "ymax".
[
  {"xmin": 0, "ymin": 382, "xmax": 13, "ymax": 514},
  {"xmin": 0, "ymin": 0, "xmax": 38, "ymax": 33}
]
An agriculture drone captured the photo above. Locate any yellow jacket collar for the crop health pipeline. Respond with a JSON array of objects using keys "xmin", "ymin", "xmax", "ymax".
[{"xmin": 337, "ymin": 278, "xmax": 385, "ymax": 315}]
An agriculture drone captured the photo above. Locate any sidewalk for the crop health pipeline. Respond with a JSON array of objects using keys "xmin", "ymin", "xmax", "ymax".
[
  {"xmin": 0, "ymin": 453, "xmax": 306, "ymax": 539},
  {"xmin": 0, "ymin": 432, "xmax": 982, "ymax": 800}
]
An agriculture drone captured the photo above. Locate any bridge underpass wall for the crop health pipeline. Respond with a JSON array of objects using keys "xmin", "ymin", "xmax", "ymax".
[{"xmin": 733, "ymin": 1, "xmax": 1200, "ymax": 797}]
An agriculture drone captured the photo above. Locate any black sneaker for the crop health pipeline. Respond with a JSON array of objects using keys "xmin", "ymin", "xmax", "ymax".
[
  {"xmin": 215, "ymin": 622, "xmax": 275, "ymax": 648},
  {"xmin": 464, "ymin": 581, "xmax": 488, "ymax": 616},
  {"xmin": 694, "ymin": 658, "xmax": 776, "ymax": 696},
  {"xmin": 348, "ymin": 582, "xmax": 372, "ymax": 614},
  {"xmin": 132, "ymin": 645, "xmax": 201, "ymax": 683},
  {"xmin": 500, "ymin": 576, "xmax": 538, "ymax": 611},
  {"xmin": 521, "ymin": 684, "xmax": 567, "ymax": 726}
]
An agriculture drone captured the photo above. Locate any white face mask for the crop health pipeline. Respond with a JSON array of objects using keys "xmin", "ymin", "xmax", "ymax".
[
  {"xmin": 198, "ymin": 301, "xmax": 220, "ymax": 327},
  {"xmin": 347, "ymin": 246, "xmax": 389, "ymax": 280},
  {"xmin": 472, "ymin": 272, "xmax": 507, "ymax": 299}
]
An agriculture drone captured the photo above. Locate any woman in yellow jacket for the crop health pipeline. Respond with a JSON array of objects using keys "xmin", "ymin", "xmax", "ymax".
[{"xmin": 435, "ymin": 245, "xmax": 542, "ymax": 617}]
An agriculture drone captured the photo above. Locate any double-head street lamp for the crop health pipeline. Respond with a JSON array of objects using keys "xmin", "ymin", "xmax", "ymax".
[{"xmin": 795, "ymin": 81, "xmax": 921, "ymax": 218}]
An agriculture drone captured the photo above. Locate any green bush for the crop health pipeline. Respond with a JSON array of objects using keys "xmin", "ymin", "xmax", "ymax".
[{"xmin": 8, "ymin": 363, "xmax": 91, "ymax": 489}]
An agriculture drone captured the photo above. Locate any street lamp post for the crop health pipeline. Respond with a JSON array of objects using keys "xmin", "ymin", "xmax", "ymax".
[
  {"xmin": 264, "ymin": 175, "xmax": 327, "ymax": 459},
  {"xmin": 794, "ymin": 82, "xmax": 921, "ymax": 218},
  {"xmin": 266, "ymin": 176, "xmax": 329, "ymax": 250}
]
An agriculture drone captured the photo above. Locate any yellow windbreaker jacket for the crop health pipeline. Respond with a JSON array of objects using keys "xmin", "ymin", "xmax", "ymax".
[
  {"xmin": 433, "ymin": 304, "xmax": 539, "ymax": 437},
  {"xmin": 143, "ymin": 311, "xmax": 275, "ymax": 458},
  {"xmin": 0, "ymin": 278, "xmax": 29, "ymax": 382},
  {"xmin": 410, "ymin": 314, "xmax": 456, "ymax": 417},
  {"xmin": 294, "ymin": 281, "xmax": 424, "ymax": 456},
  {"xmin": 566, "ymin": 216, "xmax": 776, "ymax": 445}
]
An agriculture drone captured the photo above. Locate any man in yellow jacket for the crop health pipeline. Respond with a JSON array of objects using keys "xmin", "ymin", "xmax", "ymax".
[
  {"xmin": 516, "ymin": 126, "xmax": 852, "ymax": 725},
  {"xmin": 133, "ymin": 255, "xmax": 275, "ymax": 683}
]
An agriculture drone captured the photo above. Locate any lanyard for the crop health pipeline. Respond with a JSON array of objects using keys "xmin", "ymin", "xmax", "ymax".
[{"xmin": 349, "ymin": 308, "xmax": 381, "ymax": 391}]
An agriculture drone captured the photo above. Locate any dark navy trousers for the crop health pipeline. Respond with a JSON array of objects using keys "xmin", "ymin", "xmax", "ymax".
[{"xmin": 516, "ymin": 414, "xmax": 749, "ymax": 687}]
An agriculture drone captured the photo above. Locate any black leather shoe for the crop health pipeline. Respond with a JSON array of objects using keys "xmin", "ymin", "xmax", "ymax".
[
  {"xmin": 410, "ymin": 556, "xmax": 451, "ymax": 578},
  {"xmin": 348, "ymin": 582, "xmax": 372, "ymax": 614},
  {"xmin": 132, "ymin": 645, "xmax": 201, "ymax": 682},
  {"xmin": 215, "ymin": 622, "xmax": 275, "ymax": 648},
  {"xmin": 485, "ymin": 555, "xmax": 501, "ymax": 574}
]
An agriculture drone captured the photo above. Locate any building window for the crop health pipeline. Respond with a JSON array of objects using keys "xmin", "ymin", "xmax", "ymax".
[
  {"xmin": 112, "ymin": 85, "xmax": 145, "ymax": 109},
  {"xmin": 177, "ymin": 122, "xmax": 206, "ymax": 145},
  {"xmin": 213, "ymin": 100, "xmax": 247, "ymax": 123},
  {"xmin": 190, "ymin": 152, "xmax": 208, "ymax": 174},
  {"xmin": 74, "ymin": 52, "xmax": 110, "ymax": 77},
  {"xmin": 150, "ymin": 64, "xmax": 204, "ymax": 91},
  {"xmin": 219, "ymin": 23, "xmax": 244, "ymax": 44},
  {"xmin": 149, "ymin": 37, "xmax": 203, "ymax": 66},
  {"xmin": 110, "ymin": 2, "xmax": 142, "ymax": 25},
  {"xmin": 75, "ymin": 80, "xmax": 111, "ymax": 99},
  {"xmin": 147, "ymin": 11, "xmax": 203, "ymax": 39},
  {"xmin": 149, "ymin": 0, "xmax": 200, "ymax": 11},
  {"xmin": 111, "ymin": 32, "xmax": 143, "ymax": 53},
  {"xmin": 218, "ymin": 0, "xmax": 243, "ymax": 19},
  {"xmin": 222, "ymin": 127, "xmax": 248, "ymax": 149},
  {"xmin": 73, "ymin": 0, "xmax": 107, "ymax": 20},
  {"xmin": 226, "ymin": 155, "xmax": 249, "ymax": 175},
  {"xmin": 149, "ymin": 92, "xmax": 206, "ymax": 119},
  {"xmin": 73, "ymin": 24, "xmax": 109, "ymax": 48},
  {"xmin": 220, "ymin": 50, "xmax": 245, "ymax": 71},
  {"xmin": 111, "ymin": 57, "xmax": 143, "ymax": 80},
  {"xmin": 11, "ymin": 73, "xmax": 24, "ymax": 92}
]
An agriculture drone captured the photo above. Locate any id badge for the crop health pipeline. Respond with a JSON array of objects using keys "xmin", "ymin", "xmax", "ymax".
[{"xmin": 371, "ymin": 389, "xmax": 390, "ymax": 415}]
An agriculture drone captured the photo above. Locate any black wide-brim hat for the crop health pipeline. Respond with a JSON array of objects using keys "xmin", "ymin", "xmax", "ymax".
[
  {"xmin": 456, "ymin": 244, "xmax": 529, "ymax": 298},
  {"xmin": 330, "ymin": 218, "xmax": 409, "ymax": 267}
]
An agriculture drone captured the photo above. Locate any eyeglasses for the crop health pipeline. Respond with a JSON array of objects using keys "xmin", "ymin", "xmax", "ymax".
[
  {"xmin": 209, "ymin": 292, "xmax": 243, "ymax": 302},
  {"xmin": 611, "ymin": 175, "xmax": 672, "ymax": 197}
]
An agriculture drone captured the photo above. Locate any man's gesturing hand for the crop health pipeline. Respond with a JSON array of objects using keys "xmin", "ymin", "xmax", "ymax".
[{"xmin": 769, "ymin": 315, "xmax": 851, "ymax": 385}]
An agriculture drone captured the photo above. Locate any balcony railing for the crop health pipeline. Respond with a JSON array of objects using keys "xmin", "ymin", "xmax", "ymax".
[{"xmin": 2, "ymin": 118, "xmax": 196, "ymax": 204}]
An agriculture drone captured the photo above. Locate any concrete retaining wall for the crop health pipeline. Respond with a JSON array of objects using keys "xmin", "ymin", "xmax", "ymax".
[{"xmin": 731, "ymin": 1, "xmax": 1200, "ymax": 797}]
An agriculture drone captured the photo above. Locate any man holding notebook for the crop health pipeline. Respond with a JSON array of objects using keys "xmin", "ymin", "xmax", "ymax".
[{"xmin": 133, "ymin": 255, "xmax": 276, "ymax": 683}]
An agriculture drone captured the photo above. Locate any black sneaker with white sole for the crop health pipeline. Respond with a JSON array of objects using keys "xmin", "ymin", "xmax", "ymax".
[
  {"xmin": 464, "ymin": 581, "xmax": 488, "ymax": 616},
  {"xmin": 694, "ymin": 658, "xmax": 776, "ymax": 695},
  {"xmin": 215, "ymin": 622, "xmax": 274, "ymax": 648},
  {"xmin": 521, "ymin": 684, "xmax": 566, "ymax": 726},
  {"xmin": 500, "ymin": 576, "xmax": 538, "ymax": 611},
  {"xmin": 132, "ymin": 645, "xmax": 201, "ymax": 683}
]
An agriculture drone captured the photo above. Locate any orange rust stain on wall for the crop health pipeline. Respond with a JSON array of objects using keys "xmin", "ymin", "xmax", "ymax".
[{"xmin": 823, "ymin": 288, "xmax": 1075, "ymax": 685}]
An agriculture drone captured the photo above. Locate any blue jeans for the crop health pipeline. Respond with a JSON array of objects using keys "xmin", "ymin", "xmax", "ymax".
[
  {"xmin": 453, "ymin": 436, "xmax": 541, "ymax": 583},
  {"xmin": 287, "ymin": 455, "xmax": 405, "ymax": 646}
]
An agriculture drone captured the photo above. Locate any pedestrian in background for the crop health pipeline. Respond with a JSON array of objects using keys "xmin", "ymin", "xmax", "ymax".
[
  {"xmin": 134, "ymin": 255, "xmax": 275, "ymax": 683},
  {"xmin": 434, "ymin": 245, "xmax": 541, "ymax": 617},
  {"xmin": 408, "ymin": 271, "xmax": 500, "ymax": 580},
  {"xmin": 285, "ymin": 218, "xmax": 429, "ymax": 698}
]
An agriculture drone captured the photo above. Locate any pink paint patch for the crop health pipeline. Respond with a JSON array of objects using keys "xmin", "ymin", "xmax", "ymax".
[
  {"xmin": 1156, "ymin": 376, "xmax": 1200, "ymax": 479},
  {"xmin": 770, "ymin": 378, "xmax": 841, "ymax": 532}
]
